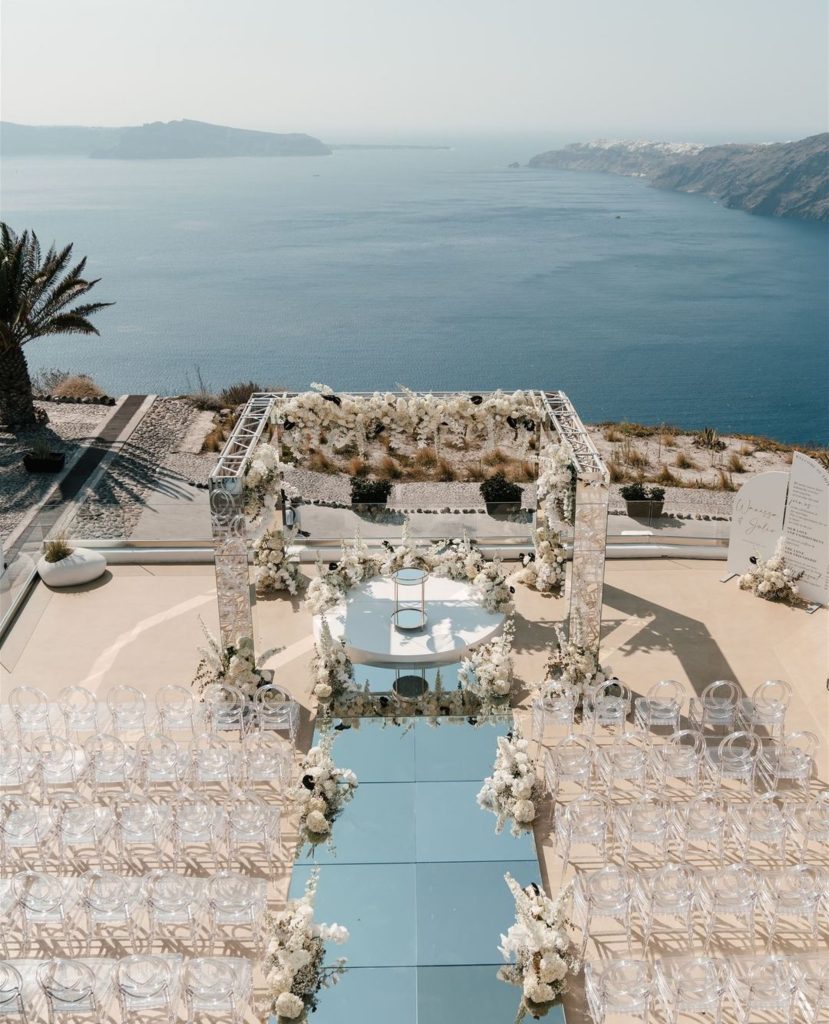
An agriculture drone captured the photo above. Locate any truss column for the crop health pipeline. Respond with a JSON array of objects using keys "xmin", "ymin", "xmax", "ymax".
[
  {"xmin": 209, "ymin": 476, "xmax": 253, "ymax": 647},
  {"xmin": 568, "ymin": 471, "xmax": 609, "ymax": 655}
]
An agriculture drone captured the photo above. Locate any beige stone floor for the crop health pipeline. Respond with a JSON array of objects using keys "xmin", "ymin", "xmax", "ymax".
[{"xmin": 1, "ymin": 558, "xmax": 827, "ymax": 1022}]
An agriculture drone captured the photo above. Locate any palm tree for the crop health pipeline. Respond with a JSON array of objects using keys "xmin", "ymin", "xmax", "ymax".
[{"xmin": 0, "ymin": 223, "xmax": 113, "ymax": 429}]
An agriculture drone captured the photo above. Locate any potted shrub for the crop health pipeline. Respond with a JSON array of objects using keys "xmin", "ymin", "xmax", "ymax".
[
  {"xmin": 351, "ymin": 477, "xmax": 392, "ymax": 509},
  {"xmin": 480, "ymin": 472, "xmax": 523, "ymax": 514},
  {"xmin": 620, "ymin": 483, "xmax": 665, "ymax": 518},
  {"xmin": 23, "ymin": 438, "xmax": 66, "ymax": 473},
  {"xmin": 37, "ymin": 535, "xmax": 107, "ymax": 588}
]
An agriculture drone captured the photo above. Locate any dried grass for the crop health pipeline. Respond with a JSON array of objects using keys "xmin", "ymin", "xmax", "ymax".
[
  {"xmin": 674, "ymin": 452, "xmax": 697, "ymax": 470},
  {"xmin": 52, "ymin": 374, "xmax": 103, "ymax": 399},
  {"xmin": 726, "ymin": 452, "xmax": 746, "ymax": 473}
]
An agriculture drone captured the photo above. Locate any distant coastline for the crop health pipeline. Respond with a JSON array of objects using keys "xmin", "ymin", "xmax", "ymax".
[
  {"xmin": 328, "ymin": 143, "xmax": 451, "ymax": 151},
  {"xmin": 526, "ymin": 135, "xmax": 829, "ymax": 222}
]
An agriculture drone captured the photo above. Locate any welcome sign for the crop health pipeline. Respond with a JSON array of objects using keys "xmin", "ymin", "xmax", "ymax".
[
  {"xmin": 726, "ymin": 471, "xmax": 789, "ymax": 578},
  {"xmin": 782, "ymin": 452, "xmax": 829, "ymax": 606}
]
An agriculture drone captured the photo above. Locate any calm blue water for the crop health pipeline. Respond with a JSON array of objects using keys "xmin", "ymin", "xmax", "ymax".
[{"xmin": 2, "ymin": 139, "xmax": 827, "ymax": 443}]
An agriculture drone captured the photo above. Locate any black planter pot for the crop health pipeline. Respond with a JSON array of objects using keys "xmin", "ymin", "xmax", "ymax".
[
  {"xmin": 23, "ymin": 452, "xmax": 66, "ymax": 473},
  {"xmin": 485, "ymin": 501, "xmax": 521, "ymax": 516},
  {"xmin": 624, "ymin": 499, "xmax": 664, "ymax": 519}
]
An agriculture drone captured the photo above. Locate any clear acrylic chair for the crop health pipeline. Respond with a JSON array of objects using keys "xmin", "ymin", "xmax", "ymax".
[
  {"xmin": 116, "ymin": 954, "xmax": 180, "ymax": 1024},
  {"xmin": 655, "ymin": 955, "xmax": 730, "ymax": 1024},
  {"xmin": 531, "ymin": 690, "xmax": 576, "ymax": 748},
  {"xmin": 32, "ymin": 735, "xmax": 86, "ymax": 800},
  {"xmin": 654, "ymin": 730, "xmax": 706, "ymax": 792},
  {"xmin": 597, "ymin": 731, "xmax": 651, "ymax": 797},
  {"xmin": 738, "ymin": 679, "xmax": 792, "ymax": 738},
  {"xmin": 700, "ymin": 864, "xmax": 759, "ymax": 953},
  {"xmin": 226, "ymin": 791, "xmax": 281, "ymax": 870},
  {"xmin": 616, "ymin": 793, "xmax": 670, "ymax": 862},
  {"xmin": 155, "ymin": 685, "xmax": 198, "ymax": 736},
  {"xmin": 206, "ymin": 871, "xmax": 266, "ymax": 954},
  {"xmin": 105, "ymin": 684, "xmax": 150, "ymax": 736},
  {"xmin": 183, "ymin": 957, "xmax": 251, "ymax": 1024},
  {"xmin": 555, "ymin": 793, "xmax": 610, "ymax": 871},
  {"xmin": 689, "ymin": 680, "xmax": 740, "ymax": 734},
  {"xmin": 576, "ymin": 866, "xmax": 636, "ymax": 961},
  {"xmin": 635, "ymin": 679, "xmax": 686, "ymax": 735},
  {"xmin": 792, "ymin": 791, "xmax": 829, "ymax": 862},
  {"xmin": 0, "ymin": 961, "xmax": 27, "ymax": 1023},
  {"xmin": 636, "ymin": 863, "xmax": 698, "ymax": 949},
  {"xmin": 240, "ymin": 732, "xmax": 293, "ymax": 792},
  {"xmin": 8, "ymin": 685, "xmax": 53, "ymax": 742},
  {"xmin": 0, "ymin": 797, "xmax": 50, "ymax": 872},
  {"xmin": 761, "ymin": 864, "xmax": 824, "ymax": 951},
  {"xmin": 56, "ymin": 685, "xmax": 100, "ymax": 739},
  {"xmin": 672, "ymin": 792, "xmax": 728, "ymax": 864},
  {"xmin": 13, "ymin": 871, "xmax": 75, "ymax": 954},
  {"xmin": 82, "ymin": 869, "xmax": 142, "ymax": 953},
  {"xmin": 201, "ymin": 683, "xmax": 248, "ymax": 736},
  {"xmin": 797, "ymin": 956, "xmax": 829, "ymax": 1024},
  {"xmin": 50, "ymin": 795, "xmax": 113, "ymax": 871},
  {"xmin": 584, "ymin": 680, "xmax": 632, "ymax": 736},
  {"xmin": 253, "ymin": 684, "xmax": 299, "ymax": 743},
  {"xmin": 188, "ymin": 734, "xmax": 236, "ymax": 790},
  {"xmin": 37, "ymin": 958, "xmax": 101, "ymax": 1024},
  {"xmin": 172, "ymin": 796, "xmax": 226, "ymax": 872},
  {"xmin": 730, "ymin": 793, "xmax": 789, "ymax": 864},
  {"xmin": 145, "ymin": 871, "xmax": 201, "ymax": 951},
  {"xmin": 758, "ymin": 731, "xmax": 817, "ymax": 797},
  {"xmin": 544, "ymin": 735, "xmax": 593, "ymax": 801},
  {"xmin": 0, "ymin": 739, "xmax": 36, "ymax": 794},
  {"xmin": 115, "ymin": 796, "xmax": 170, "ymax": 871},
  {"xmin": 729, "ymin": 954, "xmax": 798, "ymax": 1024},
  {"xmin": 705, "ymin": 730, "xmax": 761, "ymax": 790},
  {"xmin": 84, "ymin": 733, "xmax": 137, "ymax": 800},
  {"xmin": 135, "ymin": 733, "xmax": 186, "ymax": 795},
  {"xmin": 585, "ymin": 958, "xmax": 652, "ymax": 1024}
]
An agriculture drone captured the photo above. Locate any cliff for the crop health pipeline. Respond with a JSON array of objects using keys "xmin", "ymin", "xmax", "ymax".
[
  {"xmin": 1, "ymin": 119, "xmax": 331, "ymax": 159},
  {"xmin": 527, "ymin": 134, "xmax": 829, "ymax": 222}
]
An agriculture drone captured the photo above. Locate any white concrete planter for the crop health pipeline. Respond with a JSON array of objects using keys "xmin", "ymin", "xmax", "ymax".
[{"xmin": 37, "ymin": 548, "xmax": 108, "ymax": 588}]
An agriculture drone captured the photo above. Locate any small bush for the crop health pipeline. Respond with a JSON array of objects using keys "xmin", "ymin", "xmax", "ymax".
[
  {"xmin": 434, "ymin": 457, "xmax": 457, "ymax": 481},
  {"xmin": 482, "ymin": 448, "xmax": 509, "ymax": 467},
  {"xmin": 201, "ymin": 425, "xmax": 226, "ymax": 453},
  {"xmin": 346, "ymin": 456, "xmax": 370, "ymax": 477},
  {"xmin": 607, "ymin": 455, "xmax": 630, "ymax": 483},
  {"xmin": 43, "ymin": 536, "xmax": 73, "ymax": 563},
  {"xmin": 726, "ymin": 452, "xmax": 746, "ymax": 473},
  {"xmin": 603, "ymin": 426, "xmax": 621, "ymax": 443},
  {"xmin": 620, "ymin": 483, "xmax": 665, "ymax": 502},
  {"xmin": 504, "ymin": 460, "xmax": 535, "ymax": 484},
  {"xmin": 52, "ymin": 374, "xmax": 103, "ymax": 398},
  {"xmin": 654, "ymin": 464, "xmax": 679, "ymax": 486},
  {"xmin": 716, "ymin": 470, "xmax": 737, "ymax": 492},
  {"xmin": 620, "ymin": 439, "xmax": 649, "ymax": 469},
  {"xmin": 351, "ymin": 477, "xmax": 392, "ymax": 504},
  {"xmin": 693, "ymin": 427, "xmax": 726, "ymax": 451},
  {"xmin": 660, "ymin": 433, "xmax": 677, "ymax": 449},
  {"xmin": 480, "ymin": 473, "xmax": 522, "ymax": 505},
  {"xmin": 218, "ymin": 381, "xmax": 265, "ymax": 407},
  {"xmin": 377, "ymin": 455, "xmax": 403, "ymax": 480},
  {"xmin": 738, "ymin": 443, "xmax": 754, "ymax": 457},
  {"xmin": 674, "ymin": 451, "xmax": 697, "ymax": 470},
  {"xmin": 31, "ymin": 367, "xmax": 70, "ymax": 396},
  {"xmin": 413, "ymin": 448, "xmax": 439, "ymax": 469},
  {"xmin": 307, "ymin": 451, "xmax": 336, "ymax": 474}
]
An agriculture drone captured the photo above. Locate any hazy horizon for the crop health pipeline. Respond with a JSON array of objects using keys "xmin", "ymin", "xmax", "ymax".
[{"xmin": 2, "ymin": 0, "xmax": 826, "ymax": 142}]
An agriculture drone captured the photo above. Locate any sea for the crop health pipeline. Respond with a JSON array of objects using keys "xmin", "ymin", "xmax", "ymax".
[{"xmin": 2, "ymin": 137, "xmax": 827, "ymax": 444}]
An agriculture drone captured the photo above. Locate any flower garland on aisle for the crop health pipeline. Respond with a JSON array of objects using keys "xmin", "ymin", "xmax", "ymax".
[
  {"xmin": 458, "ymin": 621, "xmax": 515, "ymax": 714},
  {"xmin": 263, "ymin": 870, "xmax": 348, "ymax": 1023},
  {"xmin": 536, "ymin": 441, "xmax": 577, "ymax": 526},
  {"xmin": 544, "ymin": 624, "xmax": 610, "ymax": 699},
  {"xmin": 477, "ymin": 728, "xmax": 541, "ymax": 837},
  {"xmin": 512, "ymin": 524, "xmax": 567, "ymax": 596},
  {"xmin": 192, "ymin": 622, "xmax": 279, "ymax": 699},
  {"xmin": 498, "ymin": 874, "xmax": 577, "ymax": 1021},
  {"xmin": 294, "ymin": 732, "xmax": 358, "ymax": 855},
  {"xmin": 311, "ymin": 620, "xmax": 356, "ymax": 709},
  {"xmin": 739, "ymin": 538, "xmax": 804, "ymax": 605},
  {"xmin": 243, "ymin": 441, "xmax": 280, "ymax": 522},
  {"xmin": 253, "ymin": 523, "xmax": 303, "ymax": 595},
  {"xmin": 330, "ymin": 678, "xmax": 478, "ymax": 725}
]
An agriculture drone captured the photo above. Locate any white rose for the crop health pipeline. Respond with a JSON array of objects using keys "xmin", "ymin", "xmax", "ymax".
[
  {"xmin": 306, "ymin": 810, "xmax": 330, "ymax": 835},
  {"xmin": 539, "ymin": 955, "xmax": 567, "ymax": 983},
  {"xmin": 513, "ymin": 799, "xmax": 536, "ymax": 823},
  {"xmin": 524, "ymin": 979, "xmax": 555, "ymax": 1004},
  {"xmin": 313, "ymin": 683, "xmax": 332, "ymax": 701},
  {"xmin": 275, "ymin": 992, "xmax": 305, "ymax": 1019},
  {"xmin": 320, "ymin": 922, "xmax": 349, "ymax": 945},
  {"xmin": 511, "ymin": 777, "xmax": 534, "ymax": 799}
]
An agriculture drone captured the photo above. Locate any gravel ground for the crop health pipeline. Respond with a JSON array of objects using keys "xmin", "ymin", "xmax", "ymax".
[
  {"xmin": 72, "ymin": 398, "xmax": 217, "ymax": 539},
  {"xmin": 0, "ymin": 401, "xmax": 113, "ymax": 543}
]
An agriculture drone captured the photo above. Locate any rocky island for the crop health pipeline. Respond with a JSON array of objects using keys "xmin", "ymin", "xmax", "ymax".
[
  {"xmin": 1, "ymin": 119, "xmax": 331, "ymax": 159},
  {"xmin": 528, "ymin": 134, "xmax": 829, "ymax": 222}
]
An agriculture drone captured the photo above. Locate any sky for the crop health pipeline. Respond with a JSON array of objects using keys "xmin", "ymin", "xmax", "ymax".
[{"xmin": 1, "ymin": 0, "xmax": 827, "ymax": 142}]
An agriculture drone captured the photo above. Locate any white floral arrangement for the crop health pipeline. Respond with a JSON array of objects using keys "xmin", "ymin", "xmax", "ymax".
[
  {"xmin": 739, "ymin": 538, "xmax": 804, "ymax": 605},
  {"xmin": 378, "ymin": 520, "xmax": 439, "ymax": 575},
  {"xmin": 331, "ymin": 676, "xmax": 478, "ymax": 724},
  {"xmin": 498, "ymin": 873, "xmax": 577, "ymax": 1020},
  {"xmin": 294, "ymin": 732, "xmax": 358, "ymax": 854},
  {"xmin": 477, "ymin": 728, "xmax": 540, "ymax": 837},
  {"xmin": 511, "ymin": 524, "xmax": 566, "ymax": 596},
  {"xmin": 312, "ymin": 620, "xmax": 356, "ymax": 709},
  {"xmin": 263, "ymin": 869, "xmax": 348, "ymax": 1022},
  {"xmin": 273, "ymin": 385, "xmax": 541, "ymax": 462},
  {"xmin": 544, "ymin": 623, "xmax": 609, "ymax": 699},
  {"xmin": 243, "ymin": 441, "xmax": 280, "ymax": 521},
  {"xmin": 193, "ymin": 622, "xmax": 278, "ymax": 699},
  {"xmin": 537, "ymin": 441, "xmax": 576, "ymax": 526},
  {"xmin": 458, "ymin": 620, "xmax": 515, "ymax": 714},
  {"xmin": 253, "ymin": 523, "xmax": 302, "ymax": 594}
]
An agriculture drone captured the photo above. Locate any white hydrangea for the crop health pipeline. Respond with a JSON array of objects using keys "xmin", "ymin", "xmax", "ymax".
[{"xmin": 477, "ymin": 729, "xmax": 540, "ymax": 837}]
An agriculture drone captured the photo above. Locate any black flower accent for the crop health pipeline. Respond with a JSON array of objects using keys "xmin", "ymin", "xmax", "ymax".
[
  {"xmin": 333, "ymin": 722, "xmax": 351, "ymax": 731},
  {"xmin": 524, "ymin": 419, "xmax": 535, "ymax": 432},
  {"xmin": 470, "ymin": 395, "xmax": 483, "ymax": 405},
  {"xmin": 506, "ymin": 415, "xmax": 518, "ymax": 430},
  {"xmin": 301, "ymin": 774, "xmax": 316, "ymax": 791},
  {"xmin": 749, "ymin": 556, "xmax": 758, "ymax": 565},
  {"xmin": 372, "ymin": 422, "xmax": 385, "ymax": 437},
  {"xmin": 509, "ymin": 585, "xmax": 516, "ymax": 594},
  {"xmin": 282, "ymin": 419, "xmax": 295, "ymax": 431},
  {"xmin": 379, "ymin": 696, "xmax": 390, "ymax": 708},
  {"xmin": 322, "ymin": 393, "xmax": 342, "ymax": 406},
  {"xmin": 467, "ymin": 716, "xmax": 478, "ymax": 726},
  {"xmin": 328, "ymin": 561, "xmax": 339, "ymax": 571}
]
